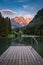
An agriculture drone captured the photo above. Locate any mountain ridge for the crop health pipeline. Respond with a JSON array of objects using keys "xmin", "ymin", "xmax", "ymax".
[
  {"xmin": 11, "ymin": 16, "xmax": 32, "ymax": 26},
  {"xmin": 24, "ymin": 8, "xmax": 43, "ymax": 35}
]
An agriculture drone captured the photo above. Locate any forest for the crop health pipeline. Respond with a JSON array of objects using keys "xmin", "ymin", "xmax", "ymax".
[{"xmin": 0, "ymin": 12, "xmax": 11, "ymax": 37}]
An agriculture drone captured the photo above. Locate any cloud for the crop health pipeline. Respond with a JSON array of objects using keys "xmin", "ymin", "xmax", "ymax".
[
  {"xmin": 0, "ymin": 9, "xmax": 34, "ymax": 18},
  {"xmin": 0, "ymin": 9, "xmax": 16, "ymax": 15},
  {"xmin": 0, "ymin": 9, "xmax": 16, "ymax": 18},
  {"xmin": 23, "ymin": 5, "xmax": 33, "ymax": 10},
  {"xmin": 14, "ymin": 10, "xmax": 34, "ymax": 18},
  {"xmin": 23, "ymin": 5, "xmax": 29, "ymax": 9}
]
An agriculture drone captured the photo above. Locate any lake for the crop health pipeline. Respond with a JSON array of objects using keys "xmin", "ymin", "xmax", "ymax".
[{"xmin": 0, "ymin": 37, "xmax": 43, "ymax": 57}]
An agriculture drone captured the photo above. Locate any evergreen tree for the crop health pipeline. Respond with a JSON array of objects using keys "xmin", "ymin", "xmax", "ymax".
[{"xmin": 0, "ymin": 12, "xmax": 11, "ymax": 37}]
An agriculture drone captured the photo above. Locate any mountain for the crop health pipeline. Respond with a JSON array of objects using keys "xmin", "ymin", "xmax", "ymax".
[
  {"xmin": 26, "ymin": 18, "xmax": 32, "ymax": 24},
  {"xmin": 12, "ymin": 16, "xmax": 26, "ymax": 26},
  {"xmin": 23, "ymin": 8, "xmax": 43, "ymax": 35},
  {"xmin": 11, "ymin": 19, "xmax": 22, "ymax": 28},
  {"xmin": 29, "ymin": 9, "xmax": 43, "ymax": 27},
  {"xmin": 11, "ymin": 16, "xmax": 32, "ymax": 28}
]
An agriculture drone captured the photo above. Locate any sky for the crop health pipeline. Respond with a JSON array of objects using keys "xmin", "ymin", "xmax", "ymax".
[{"xmin": 0, "ymin": 0, "xmax": 43, "ymax": 18}]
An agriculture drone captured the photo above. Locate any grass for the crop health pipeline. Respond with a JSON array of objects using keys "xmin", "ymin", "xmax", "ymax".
[
  {"xmin": 7, "ymin": 34, "xmax": 15, "ymax": 38},
  {"xmin": 22, "ymin": 35, "xmax": 40, "ymax": 37}
]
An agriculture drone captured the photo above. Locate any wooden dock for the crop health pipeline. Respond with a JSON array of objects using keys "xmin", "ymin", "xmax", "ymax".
[{"xmin": 0, "ymin": 46, "xmax": 43, "ymax": 65}]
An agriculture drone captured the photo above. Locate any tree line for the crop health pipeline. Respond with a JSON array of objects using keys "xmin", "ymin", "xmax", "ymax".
[{"xmin": 0, "ymin": 12, "xmax": 11, "ymax": 37}]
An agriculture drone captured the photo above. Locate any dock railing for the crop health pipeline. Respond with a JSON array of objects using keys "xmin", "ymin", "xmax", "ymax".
[{"xmin": 32, "ymin": 36, "xmax": 39, "ymax": 51}]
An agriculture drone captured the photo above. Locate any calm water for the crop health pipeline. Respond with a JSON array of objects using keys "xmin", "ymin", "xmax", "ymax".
[{"xmin": 0, "ymin": 37, "xmax": 43, "ymax": 57}]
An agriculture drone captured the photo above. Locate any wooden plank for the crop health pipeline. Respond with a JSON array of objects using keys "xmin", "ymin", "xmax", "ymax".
[
  {"xmin": 10, "ymin": 47, "xmax": 17, "ymax": 65},
  {"xmin": 0, "ymin": 46, "xmax": 43, "ymax": 65},
  {"xmin": 0, "ymin": 46, "xmax": 14, "ymax": 65},
  {"xmin": 29, "ymin": 47, "xmax": 43, "ymax": 65},
  {"xmin": 7, "ymin": 46, "xmax": 15, "ymax": 65},
  {"xmin": 27, "ymin": 47, "xmax": 40, "ymax": 65},
  {"xmin": 25, "ymin": 46, "xmax": 36, "ymax": 65},
  {"xmin": 0, "ymin": 47, "xmax": 11, "ymax": 64}
]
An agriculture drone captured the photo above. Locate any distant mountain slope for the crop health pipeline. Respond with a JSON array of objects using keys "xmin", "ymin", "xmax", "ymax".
[
  {"xmin": 11, "ymin": 16, "xmax": 32, "ymax": 28},
  {"xmin": 12, "ymin": 17, "xmax": 26, "ymax": 26},
  {"xmin": 11, "ymin": 20, "xmax": 22, "ymax": 28},
  {"xmin": 29, "ymin": 9, "xmax": 43, "ymax": 27},
  {"xmin": 24, "ymin": 8, "xmax": 43, "ymax": 35},
  {"xmin": 26, "ymin": 18, "xmax": 32, "ymax": 24}
]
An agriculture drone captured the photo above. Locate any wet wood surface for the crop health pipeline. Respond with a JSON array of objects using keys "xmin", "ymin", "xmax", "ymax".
[{"xmin": 0, "ymin": 46, "xmax": 43, "ymax": 65}]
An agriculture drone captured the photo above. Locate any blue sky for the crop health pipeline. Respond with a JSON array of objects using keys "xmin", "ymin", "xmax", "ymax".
[{"xmin": 0, "ymin": 0, "xmax": 43, "ymax": 18}]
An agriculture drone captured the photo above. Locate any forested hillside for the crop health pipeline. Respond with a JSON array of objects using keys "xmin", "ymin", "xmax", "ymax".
[
  {"xmin": 22, "ymin": 9, "xmax": 43, "ymax": 35},
  {"xmin": 0, "ymin": 12, "xmax": 11, "ymax": 37}
]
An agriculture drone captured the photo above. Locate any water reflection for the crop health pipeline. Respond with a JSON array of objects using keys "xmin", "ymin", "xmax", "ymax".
[{"xmin": 0, "ymin": 37, "xmax": 43, "ymax": 57}]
